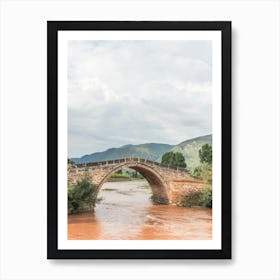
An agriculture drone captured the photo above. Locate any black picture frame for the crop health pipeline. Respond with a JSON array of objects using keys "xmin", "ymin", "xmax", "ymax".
[{"xmin": 47, "ymin": 21, "xmax": 231, "ymax": 259}]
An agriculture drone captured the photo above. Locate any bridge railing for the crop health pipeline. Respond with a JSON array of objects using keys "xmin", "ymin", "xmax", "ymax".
[{"xmin": 74, "ymin": 157, "xmax": 189, "ymax": 173}]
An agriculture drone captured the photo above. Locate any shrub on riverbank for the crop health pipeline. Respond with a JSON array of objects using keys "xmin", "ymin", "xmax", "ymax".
[
  {"xmin": 178, "ymin": 186, "xmax": 212, "ymax": 208},
  {"xmin": 68, "ymin": 174, "xmax": 98, "ymax": 214}
]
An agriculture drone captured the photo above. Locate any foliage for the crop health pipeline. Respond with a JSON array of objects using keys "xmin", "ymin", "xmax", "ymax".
[
  {"xmin": 177, "ymin": 192, "xmax": 202, "ymax": 207},
  {"xmin": 161, "ymin": 151, "xmax": 187, "ymax": 168},
  {"xmin": 131, "ymin": 171, "xmax": 144, "ymax": 179},
  {"xmin": 200, "ymin": 187, "xmax": 212, "ymax": 208},
  {"xmin": 169, "ymin": 134, "xmax": 212, "ymax": 171},
  {"xmin": 192, "ymin": 144, "xmax": 212, "ymax": 184},
  {"xmin": 188, "ymin": 144, "xmax": 212, "ymax": 207},
  {"xmin": 191, "ymin": 162, "xmax": 212, "ymax": 184},
  {"xmin": 110, "ymin": 171, "xmax": 130, "ymax": 179},
  {"xmin": 68, "ymin": 174, "xmax": 98, "ymax": 214},
  {"xmin": 110, "ymin": 169, "xmax": 144, "ymax": 180},
  {"xmin": 68, "ymin": 158, "xmax": 75, "ymax": 165},
  {"xmin": 192, "ymin": 166, "xmax": 202, "ymax": 178},
  {"xmin": 178, "ymin": 186, "xmax": 212, "ymax": 208},
  {"xmin": 199, "ymin": 144, "xmax": 212, "ymax": 164},
  {"xmin": 68, "ymin": 158, "xmax": 76, "ymax": 172}
]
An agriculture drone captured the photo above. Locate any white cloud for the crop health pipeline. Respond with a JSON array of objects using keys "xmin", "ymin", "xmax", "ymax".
[{"xmin": 68, "ymin": 40, "xmax": 212, "ymax": 157}]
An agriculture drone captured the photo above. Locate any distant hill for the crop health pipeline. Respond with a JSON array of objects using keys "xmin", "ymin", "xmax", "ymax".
[
  {"xmin": 169, "ymin": 134, "xmax": 212, "ymax": 171},
  {"xmin": 71, "ymin": 135, "xmax": 212, "ymax": 171},
  {"xmin": 72, "ymin": 143, "xmax": 174, "ymax": 164}
]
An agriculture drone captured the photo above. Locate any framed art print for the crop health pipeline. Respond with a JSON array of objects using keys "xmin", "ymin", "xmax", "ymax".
[{"xmin": 47, "ymin": 21, "xmax": 231, "ymax": 259}]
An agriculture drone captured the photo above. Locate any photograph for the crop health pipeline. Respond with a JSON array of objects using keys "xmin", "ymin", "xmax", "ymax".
[
  {"xmin": 67, "ymin": 40, "xmax": 213, "ymax": 241},
  {"xmin": 47, "ymin": 21, "xmax": 231, "ymax": 259}
]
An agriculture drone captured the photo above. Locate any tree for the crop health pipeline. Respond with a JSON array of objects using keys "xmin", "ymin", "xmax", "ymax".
[
  {"xmin": 200, "ymin": 162, "xmax": 212, "ymax": 184},
  {"xmin": 161, "ymin": 151, "xmax": 186, "ymax": 168},
  {"xmin": 199, "ymin": 144, "xmax": 212, "ymax": 164},
  {"xmin": 174, "ymin": 152, "xmax": 187, "ymax": 168},
  {"xmin": 161, "ymin": 151, "xmax": 173, "ymax": 165},
  {"xmin": 193, "ymin": 144, "xmax": 212, "ymax": 184}
]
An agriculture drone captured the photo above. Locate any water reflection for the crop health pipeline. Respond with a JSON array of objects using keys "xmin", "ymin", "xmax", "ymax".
[{"xmin": 68, "ymin": 180, "xmax": 212, "ymax": 240}]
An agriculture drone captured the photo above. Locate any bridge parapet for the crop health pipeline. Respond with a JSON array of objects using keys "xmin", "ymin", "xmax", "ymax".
[
  {"xmin": 68, "ymin": 157, "xmax": 205, "ymax": 205},
  {"xmin": 72, "ymin": 157, "xmax": 190, "ymax": 173}
]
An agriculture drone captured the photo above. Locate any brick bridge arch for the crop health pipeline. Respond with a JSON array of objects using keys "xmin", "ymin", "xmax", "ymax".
[
  {"xmin": 68, "ymin": 158, "xmax": 205, "ymax": 205},
  {"xmin": 98, "ymin": 162, "xmax": 170, "ymax": 203}
]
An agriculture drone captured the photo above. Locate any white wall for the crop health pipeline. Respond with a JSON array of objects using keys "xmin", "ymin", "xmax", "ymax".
[{"xmin": 0, "ymin": 1, "xmax": 279, "ymax": 279}]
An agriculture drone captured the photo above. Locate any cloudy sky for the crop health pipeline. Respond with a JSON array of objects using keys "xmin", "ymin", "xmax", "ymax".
[{"xmin": 68, "ymin": 40, "xmax": 212, "ymax": 158}]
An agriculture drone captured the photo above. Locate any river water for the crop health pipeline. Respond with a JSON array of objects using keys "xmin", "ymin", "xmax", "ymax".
[{"xmin": 68, "ymin": 180, "xmax": 212, "ymax": 240}]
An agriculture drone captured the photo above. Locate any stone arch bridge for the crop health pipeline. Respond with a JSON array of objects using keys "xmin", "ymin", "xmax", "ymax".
[{"xmin": 68, "ymin": 157, "xmax": 206, "ymax": 205}]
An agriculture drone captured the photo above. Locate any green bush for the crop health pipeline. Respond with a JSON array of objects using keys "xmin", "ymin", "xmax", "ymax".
[
  {"xmin": 200, "ymin": 187, "xmax": 212, "ymax": 208},
  {"xmin": 68, "ymin": 174, "xmax": 98, "ymax": 214},
  {"xmin": 131, "ymin": 171, "xmax": 144, "ymax": 179},
  {"xmin": 178, "ymin": 186, "xmax": 212, "ymax": 208},
  {"xmin": 110, "ymin": 172, "xmax": 130, "ymax": 179},
  {"xmin": 177, "ymin": 192, "xmax": 202, "ymax": 207},
  {"xmin": 191, "ymin": 163, "xmax": 212, "ymax": 184}
]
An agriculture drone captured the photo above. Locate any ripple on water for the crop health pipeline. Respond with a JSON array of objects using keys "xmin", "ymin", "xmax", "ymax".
[{"xmin": 68, "ymin": 180, "xmax": 212, "ymax": 240}]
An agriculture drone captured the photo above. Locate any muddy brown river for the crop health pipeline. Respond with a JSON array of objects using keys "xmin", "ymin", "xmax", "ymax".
[{"xmin": 68, "ymin": 180, "xmax": 212, "ymax": 240}]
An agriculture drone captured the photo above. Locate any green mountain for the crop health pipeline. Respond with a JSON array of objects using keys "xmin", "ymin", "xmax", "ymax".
[
  {"xmin": 72, "ymin": 143, "xmax": 174, "ymax": 164},
  {"xmin": 72, "ymin": 134, "xmax": 212, "ymax": 171},
  {"xmin": 169, "ymin": 134, "xmax": 212, "ymax": 171}
]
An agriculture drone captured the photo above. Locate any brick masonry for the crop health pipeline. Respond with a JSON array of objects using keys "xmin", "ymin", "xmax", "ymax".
[{"xmin": 68, "ymin": 158, "xmax": 206, "ymax": 205}]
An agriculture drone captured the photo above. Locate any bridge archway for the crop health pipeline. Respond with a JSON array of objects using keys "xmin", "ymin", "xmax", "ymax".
[{"xmin": 98, "ymin": 163, "xmax": 169, "ymax": 204}]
